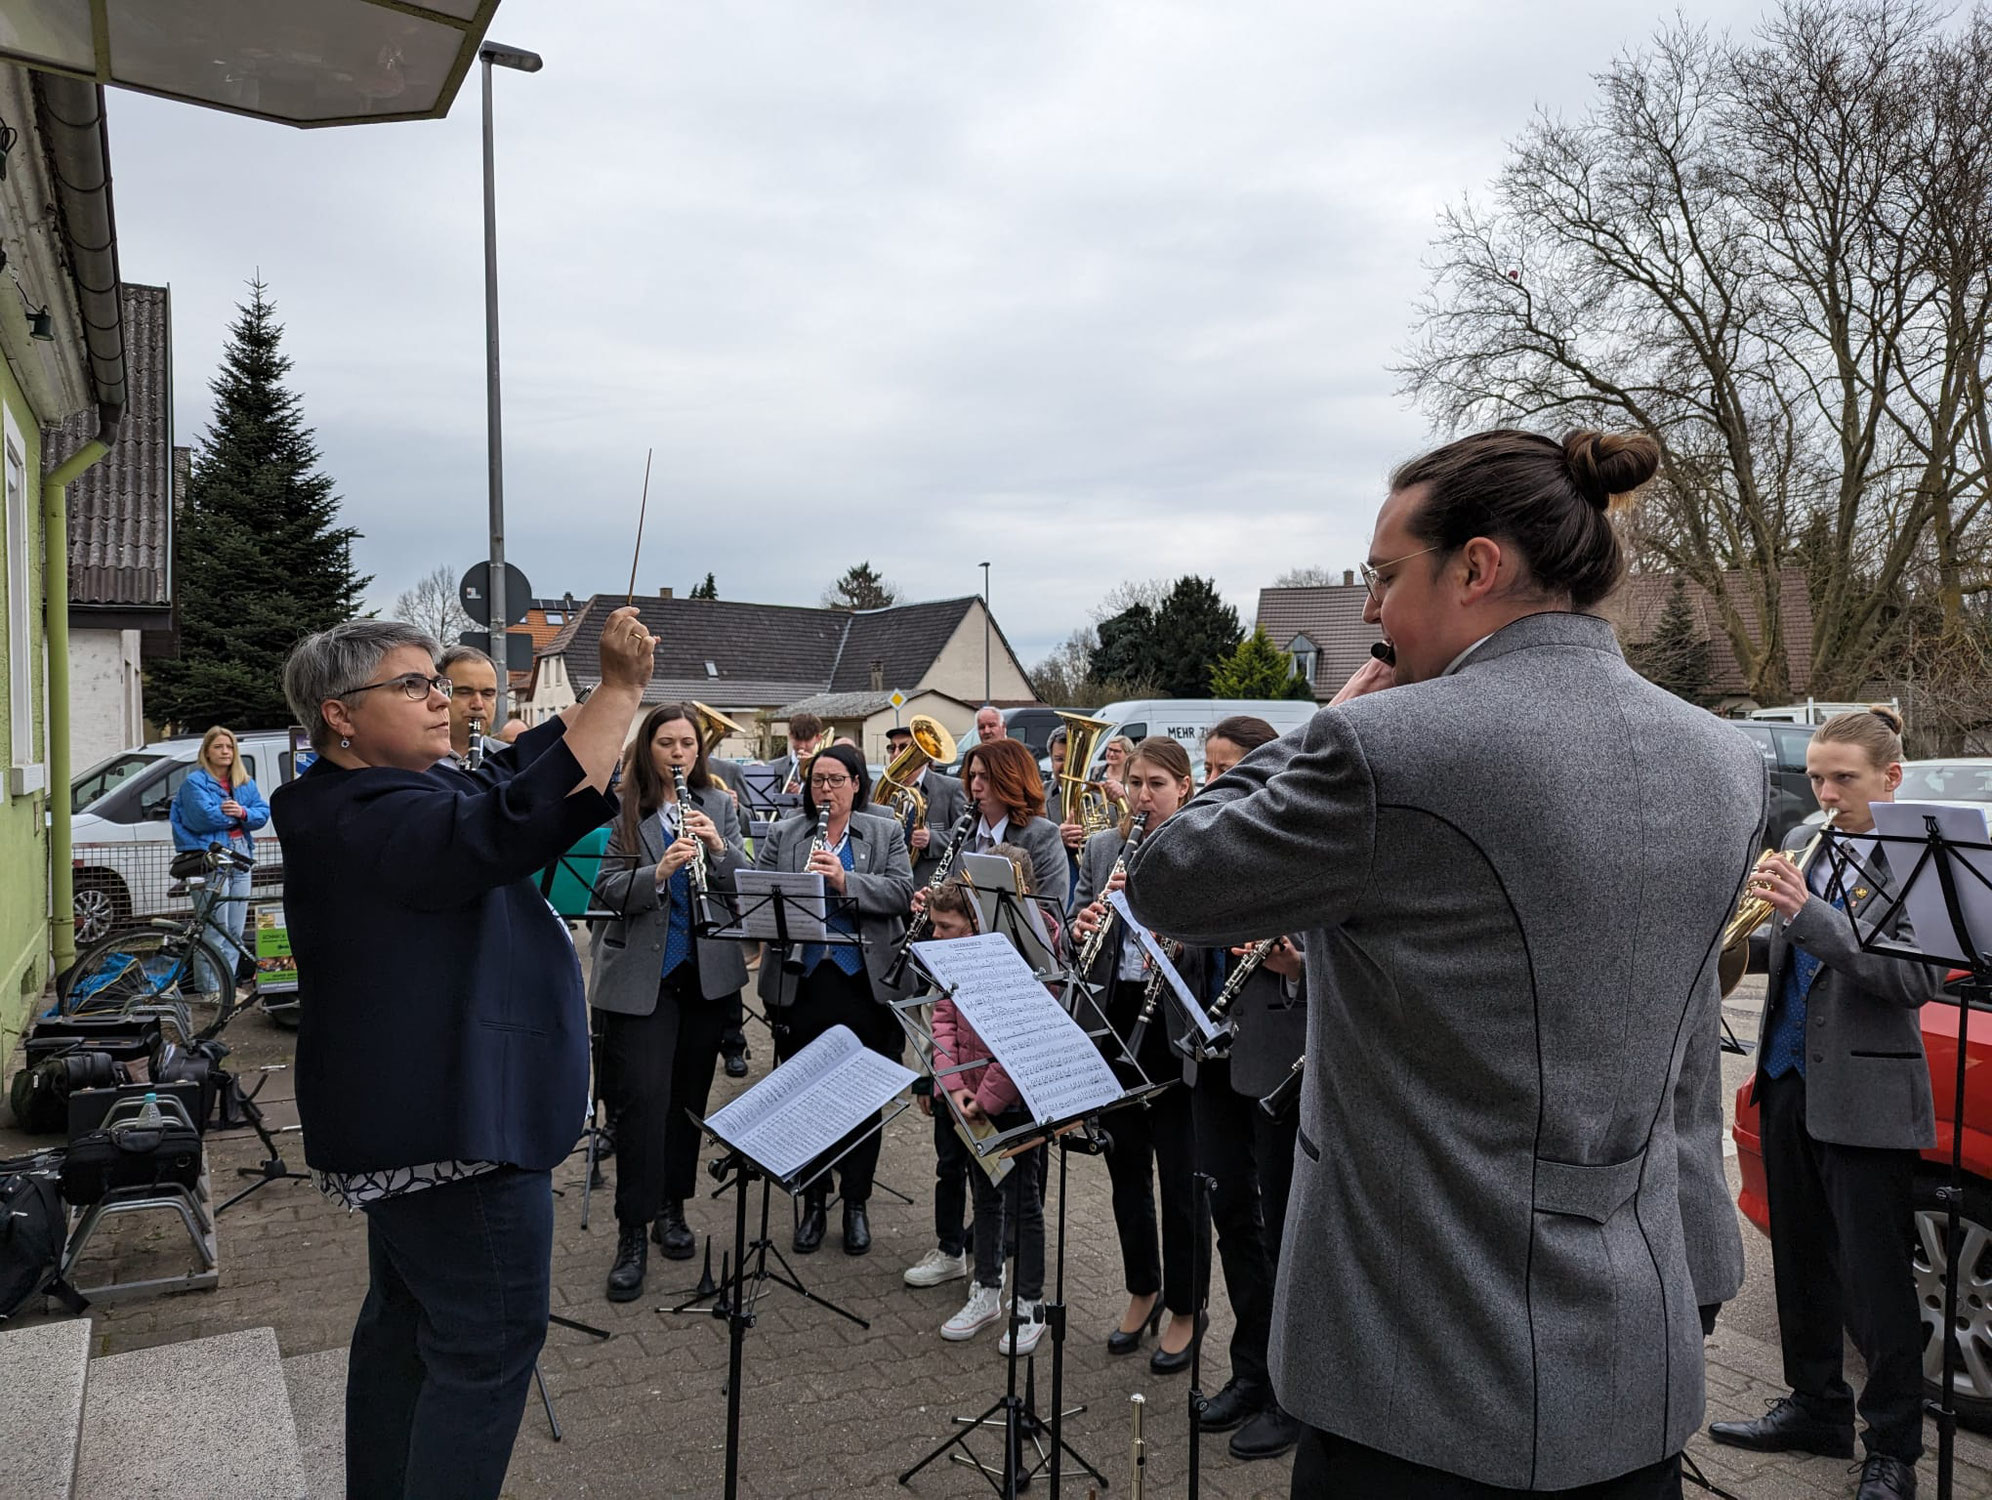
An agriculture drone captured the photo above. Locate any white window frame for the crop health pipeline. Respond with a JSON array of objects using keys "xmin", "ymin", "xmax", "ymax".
[{"xmin": 4, "ymin": 402, "xmax": 42, "ymax": 796}]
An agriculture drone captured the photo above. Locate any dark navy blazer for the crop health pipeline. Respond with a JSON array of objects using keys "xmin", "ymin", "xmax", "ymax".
[{"xmin": 271, "ymin": 716, "xmax": 617, "ymax": 1175}]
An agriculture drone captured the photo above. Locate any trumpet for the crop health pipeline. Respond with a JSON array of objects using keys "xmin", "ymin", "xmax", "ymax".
[
  {"xmin": 1075, "ymin": 812, "xmax": 1151, "ymax": 973},
  {"xmin": 873, "ymin": 714, "xmax": 958, "ymax": 834},
  {"xmin": 671, "ymin": 766, "xmax": 710, "ymax": 923},
  {"xmin": 1717, "ymin": 811, "xmax": 1837, "ymax": 995}
]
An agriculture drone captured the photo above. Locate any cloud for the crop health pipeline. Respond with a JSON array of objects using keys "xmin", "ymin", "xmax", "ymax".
[{"xmin": 105, "ymin": 0, "xmax": 1775, "ymax": 666}]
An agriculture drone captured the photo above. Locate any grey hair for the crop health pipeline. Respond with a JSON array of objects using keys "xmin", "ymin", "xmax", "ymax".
[
  {"xmin": 438, "ymin": 643, "xmax": 496, "ymax": 676},
  {"xmin": 284, "ymin": 620, "xmax": 442, "ymax": 748}
]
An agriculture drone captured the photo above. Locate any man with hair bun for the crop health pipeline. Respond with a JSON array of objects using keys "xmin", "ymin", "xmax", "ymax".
[
  {"xmin": 1126, "ymin": 428, "xmax": 1765, "ymax": 1497},
  {"xmin": 1709, "ymin": 705, "xmax": 1939, "ymax": 1500}
]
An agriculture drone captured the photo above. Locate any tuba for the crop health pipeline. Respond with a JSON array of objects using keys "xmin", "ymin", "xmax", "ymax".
[
  {"xmin": 873, "ymin": 714, "xmax": 958, "ymax": 831},
  {"xmin": 690, "ymin": 701, "xmax": 748, "ymax": 760},
  {"xmin": 1717, "ymin": 810, "xmax": 1838, "ymax": 995},
  {"xmin": 1055, "ymin": 711, "xmax": 1128, "ymax": 834}
]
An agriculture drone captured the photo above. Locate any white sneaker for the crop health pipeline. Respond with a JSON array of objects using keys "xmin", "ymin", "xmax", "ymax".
[
  {"xmin": 904, "ymin": 1248, "xmax": 970, "ymax": 1288},
  {"xmin": 942, "ymin": 1282, "xmax": 1006, "ymax": 1341},
  {"xmin": 998, "ymin": 1298, "xmax": 1045, "ymax": 1357}
]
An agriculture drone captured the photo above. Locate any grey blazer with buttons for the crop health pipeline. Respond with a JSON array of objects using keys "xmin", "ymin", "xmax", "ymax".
[
  {"xmin": 588, "ymin": 784, "xmax": 751, "ymax": 1014},
  {"xmin": 1123, "ymin": 611, "xmax": 1767, "ymax": 1492},
  {"xmin": 1750, "ymin": 825, "xmax": 1941, "ymax": 1150},
  {"xmin": 753, "ymin": 808, "xmax": 916, "ymax": 1008}
]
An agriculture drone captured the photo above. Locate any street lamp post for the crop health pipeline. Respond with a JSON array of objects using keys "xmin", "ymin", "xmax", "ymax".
[
  {"xmin": 980, "ymin": 561, "xmax": 991, "ymax": 703},
  {"xmin": 480, "ymin": 42, "xmax": 542, "ymax": 724}
]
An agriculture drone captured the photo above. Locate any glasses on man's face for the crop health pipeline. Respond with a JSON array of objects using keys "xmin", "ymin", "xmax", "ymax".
[
  {"xmin": 339, "ymin": 672, "xmax": 455, "ymax": 702},
  {"xmin": 809, "ymin": 774, "xmax": 852, "ymax": 790},
  {"xmin": 1358, "ymin": 544, "xmax": 1445, "ymax": 603}
]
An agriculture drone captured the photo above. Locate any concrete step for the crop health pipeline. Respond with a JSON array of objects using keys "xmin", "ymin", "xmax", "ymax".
[
  {"xmin": 281, "ymin": 1347, "xmax": 346, "ymax": 1500},
  {"xmin": 74, "ymin": 1327, "xmax": 306, "ymax": 1500},
  {"xmin": 0, "ymin": 1319, "xmax": 92, "ymax": 1500}
]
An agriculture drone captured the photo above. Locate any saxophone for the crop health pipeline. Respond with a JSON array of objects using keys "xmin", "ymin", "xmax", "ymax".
[{"xmin": 1074, "ymin": 812, "xmax": 1151, "ymax": 973}]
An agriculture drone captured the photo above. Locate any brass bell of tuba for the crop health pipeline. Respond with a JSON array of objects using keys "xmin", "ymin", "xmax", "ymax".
[
  {"xmin": 690, "ymin": 701, "xmax": 748, "ymax": 760},
  {"xmin": 873, "ymin": 714, "xmax": 959, "ymax": 830},
  {"xmin": 1055, "ymin": 710, "xmax": 1129, "ymax": 834}
]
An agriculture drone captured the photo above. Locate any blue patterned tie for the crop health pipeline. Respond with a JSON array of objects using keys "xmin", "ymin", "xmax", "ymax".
[
  {"xmin": 661, "ymin": 808, "xmax": 692, "ymax": 977},
  {"xmin": 803, "ymin": 839, "xmax": 864, "ymax": 976}
]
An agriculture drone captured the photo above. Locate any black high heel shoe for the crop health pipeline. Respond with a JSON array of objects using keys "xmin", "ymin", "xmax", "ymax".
[
  {"xmin": 1107, "ymin": 1298, "xmax": 1163, "ymax": 1355},
  {"xmin": 1149, "ymin": 1311, "xmax": 1205, "ymax": 1375}
]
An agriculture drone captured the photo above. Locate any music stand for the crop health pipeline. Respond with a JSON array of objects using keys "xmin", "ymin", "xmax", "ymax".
[
  {"xmin": 687, "ymin": 1026, "xmax": 916, "ymax": 1500},
  {"xmin": 1812, "ymin": 806, "xmax": 1992, "ymax": 1500}
]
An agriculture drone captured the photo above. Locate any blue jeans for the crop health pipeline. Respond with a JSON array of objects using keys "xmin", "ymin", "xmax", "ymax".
[
  {"xmin": 193, "ymin": 857, "xmax": 251, "ymax": 992},
  {"xmin": 347, "ymin": 1167, "xmax": 553, "ymax": 1500}
]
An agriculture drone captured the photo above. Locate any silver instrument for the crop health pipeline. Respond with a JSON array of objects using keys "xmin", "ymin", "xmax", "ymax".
[
  {"xmin": 1129, "ymin": 1393, "xmax": 1146, "ymax": 1499},
  {"xmin": 1074, "ymin": 811, "xmax": 1150, "ymax": 972}
]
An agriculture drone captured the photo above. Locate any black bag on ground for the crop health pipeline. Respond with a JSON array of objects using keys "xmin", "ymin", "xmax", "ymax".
[
  {"xmin": 59, "ymin": 1112, "xmax": 202, "ymax": 1207},
  {"xmin": 150, "ymin": 1039, "xmax": 236, "ymax": 1131},
  {"xmin": 0, "ymin": 1155, "xmax": 86, "ymax": 1319},
  {"xmin": 8, "ymin": 1050, "xmax": 130, "ymax": 1135}
]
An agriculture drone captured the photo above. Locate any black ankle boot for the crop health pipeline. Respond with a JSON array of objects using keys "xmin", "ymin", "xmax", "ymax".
[
  {"xmin": 793, "ymin": 1193, "xmax": 827, "ymax": 1254},
  {"xmin": 842, "ymin": 1200, "xmax": 871, "ymax": 1255},
  {"xmin": 653, "ymin": 1202, "xmax": 696, "ymax": 1259},
  {"xmin": 606, "ymin": 1222, "xmax": 647, "ymax": 1302}
]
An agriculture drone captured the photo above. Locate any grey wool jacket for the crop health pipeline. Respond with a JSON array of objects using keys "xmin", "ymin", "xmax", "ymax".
[{"xmin": 1123, "ymin": 610, "xmax": 1766, "ymax": 1491}]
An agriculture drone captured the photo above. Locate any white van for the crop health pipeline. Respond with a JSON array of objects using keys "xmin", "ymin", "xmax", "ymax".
[
  {"xmin": 1081, "ymin": 698, "xmax": 1320, "ymax": 778},
  {"xmin": 69, "ymin": 731, "xmax": 304, "ymax": 945}
]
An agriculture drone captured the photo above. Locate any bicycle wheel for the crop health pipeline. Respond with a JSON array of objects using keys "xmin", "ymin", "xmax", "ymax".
[{"xmin": 58, "ymin": 927, "xmax": 233, "ymax": 1022}]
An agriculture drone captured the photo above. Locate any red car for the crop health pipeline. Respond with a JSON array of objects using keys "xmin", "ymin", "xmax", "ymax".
[{"xmin": 1732, "ymin": 971, "xmax": 1992, "ymax": 1427}]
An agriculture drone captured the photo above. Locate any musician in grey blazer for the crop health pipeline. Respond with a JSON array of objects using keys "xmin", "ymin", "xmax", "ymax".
[
  {"xmin": 763, "ymin": 711, "xmax": 826, "ymax": 797},
  {"xmin": 960, "ymin": 737, "xmax": 1070, "ymax": 908},
  {"xmin": 754, "ymin": 743, "xmax": 915, "ymax": 1254},
  {"xmin": 1709, "ymin": 707, "xmax": 1939, "ymax": 1500},
  {"xmin": 587, "ymin": 705, "xmax": 751, "ymax": 1302},
  {"xmin": 883, "ymin": 722, "xmax": 971, "ymax": 885},
  {"xmin": 1126, "ymin": 429, "xmax": 1765, "ymax": 1497}
]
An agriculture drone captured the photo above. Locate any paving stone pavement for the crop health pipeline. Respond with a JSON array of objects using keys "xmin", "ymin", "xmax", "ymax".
[{"xmin": 8, "ymin": 975, "xmax": 1992, "ymax": 1497}]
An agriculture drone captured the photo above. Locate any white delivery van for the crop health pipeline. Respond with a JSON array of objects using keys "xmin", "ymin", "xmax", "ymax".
[
  {"xmin": 69, "ymin": 731, "xmax": 305, "ymax": 945},
  {"xmin": 1081, "ymin": 698, "xmax": 1319, "ymax": 778}
]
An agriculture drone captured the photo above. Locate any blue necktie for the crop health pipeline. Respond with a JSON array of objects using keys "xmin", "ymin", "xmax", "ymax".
[
  {"xmin": 660, "ymin": 808, "xmax": 692, "ymax": 977},
  {"xmin": 803, "ymin": 839, "xmax": 863, "ymax": 976},
  {"xmin": 1763, "ymin": 889, "xmax": 1846, "ymax": 1079}
]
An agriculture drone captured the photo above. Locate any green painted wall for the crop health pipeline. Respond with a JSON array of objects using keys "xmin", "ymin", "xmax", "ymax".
[{"xmin": 0, "ymin": 345, "xmax": 48, "ymax": 1052}]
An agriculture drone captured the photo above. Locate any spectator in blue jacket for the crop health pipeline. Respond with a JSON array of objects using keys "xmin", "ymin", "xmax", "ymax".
[{"xmin": 169, "ymin": 726, "xmax": 269, "ymax": 990}]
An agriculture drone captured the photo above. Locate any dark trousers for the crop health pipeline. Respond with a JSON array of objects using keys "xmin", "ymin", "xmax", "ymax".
[
  {"xmin": 969, "ymin": 1114, "xmax": 1045, "ymax": 1299},
  {"xmin": 1193, "ymin": 1059, "xmax": 1298, "ymax": 1397},
  {"xmin": 773, "ymin": 961, "xmax": 901, "ymax": 1204},
  {"xmin": 932, "ymin": 1103, "xmax": 972, "ymax": 1257},
  {"xmin": 1104, "ymin": 1077, "xmax": 1197, "ymax": 1313},
  {"xmin": 599, "ymin": 966, "xmax": 736, "ymax": 1226},
  {"xmin": 1292, "ymin": 1426, "xmax": 1681, "ymax": 1499},
  {"xmin": 346, "ymin": 1167, "xmax": 553, "ymax": 1500},
  {"xmin": 1758, "ymin": 1070, "xmax": 1926, "ymax": 1461}
]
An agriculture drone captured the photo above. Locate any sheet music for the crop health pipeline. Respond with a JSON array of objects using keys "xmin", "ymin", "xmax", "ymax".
[
  {"xmin": 912, "ymin": 932, "xmax": 1122, "ymax": 1125},
  {"xmin": 1870, "ymin": 802, "xmax": 1992, "ymax": 966},
  {"xmin": 1107, "ymin": 890, "xmax": 1221, "ymax": 1041},
  {"xmin": 704, "ymin": 1025, "xmax": 916, "ymax": 1181},
  {"xmin": 708, "ymin": 870, "xmax": 833, "ymax": 942},
  {"xmin": 960, "ymin": 852, "xmax": 1060, "ymax": 974}
]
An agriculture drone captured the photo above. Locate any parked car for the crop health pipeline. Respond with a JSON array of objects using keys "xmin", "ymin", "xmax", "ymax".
[
  {"xmin": 1080, "ymin": 698, "xmax": 1319, "ymax": 778},
  {"xmin": 69, "ymin": 732, "xmax": 303, "ymax": 946},
  {"xmin": 1001, "ymin": 706, "xmax": 1067, "ymax": 757},
  {"xmin": 1727, "ymin": 720, "xmax": 1820, "ymax": 849},
  {"xmin": 1732, "ymin": 970, "xmax": 1992, "ymax": 1429}
]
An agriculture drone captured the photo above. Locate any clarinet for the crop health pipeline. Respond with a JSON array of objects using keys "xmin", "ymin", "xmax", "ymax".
[
  {"xmin": 465, "ymin": 716, "xmax": 485, "ymax": 771},
  {"xmin": 1260, "ymin": 1053, "xmax": 1304, "ymax": 1121},
  {"xmin": 670, "ymin": 766, "xmax": 710, "ymax": 923},
  {"xmin": 1206, "ymin": 937, "xmax": 1280, "ymax": 1037},
  {"xmin": 809, "ymin": 806, "xmax": 832, "ymax": 855},
  {"xmin": 884, "ymin": 810, "xmax": 978, "ymax": 986},
  {"xmin": 1074, "ymin": 811, "xmax": 1151, "ymax": 973},
  {"xmin": 1125, "ymin": 935, "xmax": 1183, "ymax": 1056}
]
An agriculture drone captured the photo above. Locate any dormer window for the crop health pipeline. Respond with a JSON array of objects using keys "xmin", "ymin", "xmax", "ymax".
[{"xmin": 1286, "ymin": 634, "xmax": 1320, "ymax": 686}]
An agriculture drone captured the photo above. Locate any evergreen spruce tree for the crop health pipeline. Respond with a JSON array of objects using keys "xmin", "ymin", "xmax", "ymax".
[
  {"xmin": 822, "ymin": 561, "xmax": 898, "ymax": 611},
  {"xmin": 1209, "ymin": 625, "xmax": 1315, "ymax": 700},
  {"xmin": 149, "ymin": 279, "xmax": 368, "ymax": 731},
  {"xmin": 690, "ymin": 572, "xmax": 719, "ymax": 600},
  {"xmin": 1626, "ymin": 578, "xmax": 1715, "ymax": 706},
  {"xmin": 1147, "ymin": 576, "xmax": 1242, "ymax": 697},
  {"xmin": 1090, "ymin": 603, "xmax": 1157, "ymax": 688}
]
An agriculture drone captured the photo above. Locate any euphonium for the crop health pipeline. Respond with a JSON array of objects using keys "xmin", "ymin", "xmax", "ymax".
[
  {"xmin": 873, "ymin": 714, "xmax": 959, "ymax": 832},
  {"xmin": 1055, "ymin": 711, "xmax": 1128, "ymax": 834},
  {"xmin": 1717, "ymin": 810, "xmax": 1838, "ymax": 995}
]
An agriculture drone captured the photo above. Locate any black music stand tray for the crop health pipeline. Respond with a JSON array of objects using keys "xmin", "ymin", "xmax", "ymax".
[{"xmin": 1816, "ymin": 814, "xmax": 1992, "ymax": 1500}]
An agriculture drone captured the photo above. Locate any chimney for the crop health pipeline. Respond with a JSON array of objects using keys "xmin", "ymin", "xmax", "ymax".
[
  {"xmin": 1343, "ymin": 569, "xmax": 1355, "ymax": 587},
  {"xmin": 659, "ymin": 587, "xmax": 673, "ymax": 600},
  {"xmin": 869, "ymin": 659, "xmax": 885, "ymax": 692}
]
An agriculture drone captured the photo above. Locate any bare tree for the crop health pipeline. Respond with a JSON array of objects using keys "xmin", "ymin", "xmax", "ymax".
[
  {"xmin": 1270, "ymin": 566, "xmax": 1345, "ymax": 588},
  {"xmin": 393, "ymin": 564, "xmax": 475, "ymax": 646},
  {"xmin": 1398, "ymin": 0, "xmax": 1992, "ymax": 701}
]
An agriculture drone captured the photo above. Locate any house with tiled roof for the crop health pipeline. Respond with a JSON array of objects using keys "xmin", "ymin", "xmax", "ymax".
[
  {"xmin": 526, "ymin": 590, "xmax": 1037, "ymax": 759},
  {"xmin": 1254, "ymin": 568, "xmax": 1813, "ymax": 712},
  {"xmin": 59, "ymin": 283, "xmax": 173, "ymax": 767}
]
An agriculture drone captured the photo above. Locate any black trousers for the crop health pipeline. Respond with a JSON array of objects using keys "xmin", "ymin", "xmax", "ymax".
[
  {"xmin": 1292, "ymin": 1426, "xmax": 1681, "ymax": 1499},
  {"xmin": 772, "ymin": 960, "xmax": 902, "ymax": 1204},
  {"xmin": 1103, "ymin": 1076, "xmax": 1197, "ymax": 1313},
  {"xmin": 1193, "ymin": 1057, "xmax": 1297, "ymax": 1397},
  {"xmin": 932, "ymin": 1102, "xmax": 972, "ymax": 1257},
  {"xmin": 599, "ymin": 966, "xmax": 739, "ymax": 1225},
  {"xmin": 970, "ymin": 1114, "xmax": 1045, "ymax": 1299},
  {"xmin": 1758, "ymin": 1070, "xmax": 1926, "ymax": 1461}
]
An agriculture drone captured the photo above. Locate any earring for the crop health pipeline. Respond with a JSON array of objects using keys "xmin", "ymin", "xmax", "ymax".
[{"xmin": 340, "ymin": 737, "xmax": 351, "ymax": 749}]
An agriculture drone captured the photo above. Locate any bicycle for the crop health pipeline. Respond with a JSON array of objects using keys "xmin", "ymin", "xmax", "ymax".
[{"xmin": 56, "ymin": 844, "xmax": 262, "ymax": 1041}]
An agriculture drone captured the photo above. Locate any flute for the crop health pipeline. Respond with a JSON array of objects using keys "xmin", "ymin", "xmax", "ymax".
[{"xmin": 1129, "ymin": 1393, "xmax": 1146, "ymax": 1499}]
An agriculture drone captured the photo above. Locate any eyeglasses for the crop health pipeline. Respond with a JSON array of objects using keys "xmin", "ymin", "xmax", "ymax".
[
  {"xmin": 338, "ymin": 672, "xmax": 455, "ymax": 702},
  {"xmin": 1358, "ymin": 544, "xmax": 1444, "ymax": 602},
  {"xmin": 809, "ymin": 774, "xmax": 852, "ymax": 789}
]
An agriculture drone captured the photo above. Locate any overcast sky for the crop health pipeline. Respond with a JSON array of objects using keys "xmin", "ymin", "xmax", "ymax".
[{"xmin": 106, "ymin": 0, "xmax": 1773, "ymax": 668}]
